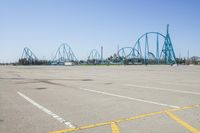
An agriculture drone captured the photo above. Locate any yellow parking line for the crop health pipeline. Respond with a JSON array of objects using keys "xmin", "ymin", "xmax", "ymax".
[
  {"xmin": 48, "ymin": 128, "xmax": 76, "ymax": 133},
  {"xmin": 48, "ymin": 122, "xmax": 111, "ymax": 133},
  {"xmin": 167, "ymin": 104, "xmax": 198, "ymax": 112},
  {"xmin": 49, "ymin": 104, "xmax": 200, "ymax": 133},
  {"xmin": 49, "ymin": 111, "xmax": 164, "ymax": 133},
  {"xmin": 124, "ymin": 110, "xmax": 163, "ymax": 122},
  {"xmin": 165, "ymin": 111, "xmax": 200, "ymax": 133},
  {"xmin": 111, "ymin": 122, "xmax": 120, "ymax": 133}
]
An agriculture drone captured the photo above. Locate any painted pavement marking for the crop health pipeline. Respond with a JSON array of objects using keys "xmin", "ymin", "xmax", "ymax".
[
  {"xmin": 165, "ymin": 111, "xmax": 200, "ymax": 133},
  {"xmin": 80, "ymin": 87, "xmax": 180, "ymax": 108},
  {"xmin": 124, "ymin": 84, "xmax": 200, "ymax": 95},
  {"xmin": 111, "ymin": 122, "xmax": 120, "ymax": 133},
  {"xmin": 49, "ymin": 104, "xmax": 200, "ymax": 133},
  {"xmin": 17, "ymin": 91, "xmax": 75, "ymax": 128}
]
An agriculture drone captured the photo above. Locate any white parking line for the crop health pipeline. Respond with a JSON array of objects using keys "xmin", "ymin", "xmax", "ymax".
[
  {"xmin": 17, "ymin": 91, "xmax": 75, "ymax": 128},
  {"xmin": 79, "ymin": 88, "xmax": 180, "ymax": 108},
  {"xmin": 155, "ymin": 81, "xmax": 200, "ymax": 87},
  {"xmin": 124, "ymin": 84, "xmax": 200, "ymax": 95}
]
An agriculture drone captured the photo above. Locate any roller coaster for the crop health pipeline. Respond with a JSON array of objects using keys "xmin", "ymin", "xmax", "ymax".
[
  {"xmin": 18, "ymin": 25, "xmax": 177, "ymax": 65},
  {"xmin": 19, "ymin": 47, "xmax": 38, "ymax": 65},
  {"xmin": 117, "ymin": 25, "xmax": 176, "ymax": 64},
  {"xmin": 87, "ymin": 49, "xmax": 101, "ymax": 64},
  {"xmin": 51, "ymin": 43, "xmax": 78, "ymax": 65}
]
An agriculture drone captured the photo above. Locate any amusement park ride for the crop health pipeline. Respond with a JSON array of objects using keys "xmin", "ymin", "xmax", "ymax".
[
  {"xmin": 19, "ymin": 25, "xmax": 177, "ymax": 65},
  {"xmin": 117, "ymin": 24, "xmax": 176, "ymax": 65},
  {"xmin": 51, "ymin": 43, "xmax": 78, "ymax": 65},
  {"xmin": 19, "ymin": 47, "xmax": 38, "ymax": 65}
]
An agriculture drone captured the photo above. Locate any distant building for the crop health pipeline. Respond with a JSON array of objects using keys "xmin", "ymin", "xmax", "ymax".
[
  {"xmin": 191, "ymin": 56, "xmax": 200, "ymax": 61},
  {"xmin": 191, "ymin": 56, "xmax": 200, "ymax": 64}
]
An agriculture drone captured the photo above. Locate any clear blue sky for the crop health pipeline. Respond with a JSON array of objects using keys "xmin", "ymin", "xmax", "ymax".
[{"xmin": 0, "ymin": 0, "xmax": 200, "ymax": 62}]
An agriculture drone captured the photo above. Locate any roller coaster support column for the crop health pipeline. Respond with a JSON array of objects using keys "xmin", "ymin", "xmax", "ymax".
[
  {"xmin": 144, "ymin": 33, "xmax": 149, "ymax": 64},
  {"xmin": 156, "ymin": 33, "xmax": 160, "ymax": 64},
  {"xmin": 164, "ymin": 25, "xmax": 177, "ymax": 64}
]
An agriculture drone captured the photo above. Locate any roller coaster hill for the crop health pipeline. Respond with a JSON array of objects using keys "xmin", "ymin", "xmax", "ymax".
[
  {"xmin": 18, "ymin": 47, "xmax": 48, "ymax": 65},
  {"xmin": 18, "ymin": 25, "xmax": 177, "ymax": 65}
]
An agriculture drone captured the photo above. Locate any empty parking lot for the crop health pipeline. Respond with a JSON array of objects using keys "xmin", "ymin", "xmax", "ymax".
[{"xmin": 0, "ymin": 65, "xmax": 200, "ymax": 133}]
